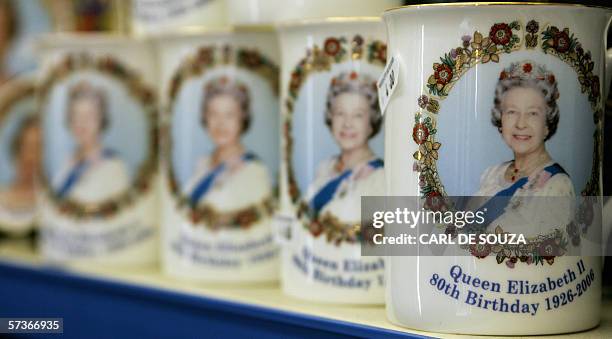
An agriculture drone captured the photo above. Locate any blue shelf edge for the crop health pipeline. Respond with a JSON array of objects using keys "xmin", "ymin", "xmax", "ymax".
[{"xmin": 0, "ymin": 260, "xmax": 431, "ymax": 339}]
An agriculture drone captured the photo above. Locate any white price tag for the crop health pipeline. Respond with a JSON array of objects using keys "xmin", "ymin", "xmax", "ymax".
[
  {"xmin": 377, "ymin": 55, "xmax": 400, "ymax": 116},
  {"xmin": 272, "ymin": 214, "xmax": 295, "ymax": 245}
]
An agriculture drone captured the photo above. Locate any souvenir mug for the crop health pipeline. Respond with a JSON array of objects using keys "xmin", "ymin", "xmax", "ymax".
[
  {"xmin": 0, "ymin": 79, "xmax": 39, "ymax": 239},
  {"xmin": 383, "ymin": 4, "xmax": 611, "ymax": 335},
  {"xmin": 227, "ymin": 0, "xmax": 401, "ymax": 26},
  {"xmin": 0, "ymin": 0, "xmax": 52, "ymax": 239},
  {"xmin": 277, "ymin": 18, "xmax": 387, "ymax": 304},
  {"xmin": 132, "ymin": 0, "xmax": 227, "ymax": 37},
  {"xmin": 157, "ymin": 28, "xmax": 280, "ymax": 282},
  {"xmin": 37, "ymin": 34, "xmax": 159, "ymax": 266}
]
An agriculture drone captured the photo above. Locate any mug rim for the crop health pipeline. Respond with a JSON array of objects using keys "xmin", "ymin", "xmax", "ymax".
[
  {"xmin": 35, "ymin": 32, "xmax": 147, "ymax": 51},
  {"xmin": 385, "ymin": 2, "xmax": 611, "ymax": 14},
  {"xmin": 139, "ymin": 26, "xmax": 233, "ymax": 41},
  {"xmin": 275, "ymin": 16, "xmax": 381, "ymax": 29},
  {"xmin": 145, "ymin": 25, "xmax": 276, "ymax": 41}
]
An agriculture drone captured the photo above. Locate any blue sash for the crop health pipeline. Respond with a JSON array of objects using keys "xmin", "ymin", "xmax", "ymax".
[
  {"xmin": 188, "ymin": 152, "xmax": 257, "ymax": 207},
  {"xmin": 310, "ymin": 158, "xmax": 383, "ymax": 215},
  {"xmin": 57, "ymin": 149, "xmax": 116, "ymax": 199},
  {"xmin": 473, "ymin": 163, "xmax": 567, "ymax": 231}
]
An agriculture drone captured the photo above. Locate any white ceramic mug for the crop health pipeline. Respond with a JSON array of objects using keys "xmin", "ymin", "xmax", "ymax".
[
  {"xmin": 277, "ymin": 18, "xmax": 388, "ymax": 304},
  {"xmin": 156, "ymin": 29, "xmax": 280, "ymax": 283},
  {"xmin": 0, "ymin": 1, "xmax": 52, "ymax": 239},
  {"xmin": 0, "ymin": 78, "xmax": 39, "ymax": 238},
  {"xmin": 383, "ymin": 4, "xmax": 611, "ymax": 335},
  {"xmin": 37, "ymin": 34, "xmax": 159, "ymax": 267}
]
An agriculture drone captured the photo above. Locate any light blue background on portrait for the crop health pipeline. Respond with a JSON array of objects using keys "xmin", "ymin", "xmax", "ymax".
[
  {"xmin": 7, "ymin": 0, "xmax": 52, "ymax": 75},
  {"xmin": 436, "ymin": 51, "xmax": 595, "ymax": 196},
  {"xmin": 0, "ymin": 97, "xmax": 36, "ymax": 187},
  {"xmin": 171, "ymin": 67, "xmax": 279, "ymax": 191},
  {"xmin": 291, "ymin": 62, "xmax": 385, "ymax": 195},
  {"xmin": 43, "ymin": 71, "xmax": 150, "ymax": 186}
]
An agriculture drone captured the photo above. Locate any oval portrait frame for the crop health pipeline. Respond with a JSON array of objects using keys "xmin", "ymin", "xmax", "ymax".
[
  {"xmin": 0, "ymin": 79, "xmax": 37, "ymax": 232},
  {"xmin": 412, "ymin": 20, "xmax": 602, "ymax": 267},
  {"xmin": 165, "ymin": 45, "xmax": 279, "ymax": 230},
  {"xmin": 284, "ymin": 35, "xmax": 387, "ymax": 245},
  {"xmin": 39, "ymin": 54, "xmax": 159, "ymax": 219}
]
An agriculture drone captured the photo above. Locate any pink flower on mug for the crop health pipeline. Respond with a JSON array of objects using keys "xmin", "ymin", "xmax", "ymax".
[
  {"xmin": 418, "ymin": 95, "xmax": 429, "ymax": 109},
  {"xmin": 505, "ymin": 256, "xmax": 517, "ymax": 268},
  {"xmin": 461, "ymin": 35, "xmax": 471, "ymax": 48},
  {"xmin": 538, "ymin": 238, "xmax": 562, "ymax": 261},
  {"xmin": 470, "ymin": 242, "xmax": 492, "ymax": 259},
  {"xmin": 535, "ymin": 171, "xmax": 552, "ymax": 189},
  {"xmin": 450, "ymin": 48, "xmax": 459, "ymax": 59},
  {"xmin": 418, "ymin": 174, "xmax": 427, "ymax": 187}
]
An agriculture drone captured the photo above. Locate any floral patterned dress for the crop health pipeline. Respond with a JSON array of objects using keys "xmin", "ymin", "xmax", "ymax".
[
  {"xmin": 305, "ymin": 157, "xmax": 385, "ymax": 226},
  {"xmin": 53, "ymin": 150, "xmax": 130, "ymax": 204},
  {"xmin": 183, "ymin": 153, "xmax": 271, "ymax": 213},
  {"xmin": 472, "ymin": 161, "xmax": 575, "ymax": 237}
]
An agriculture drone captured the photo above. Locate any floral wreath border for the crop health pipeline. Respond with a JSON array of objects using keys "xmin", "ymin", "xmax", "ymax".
[
  {"xmin": 165, "ymin": 45, "xmax": 280, "ymax": 230},
  {"xmin": 283, "ymin": 35, "xmax": 387, "ymax": 245},
  {"xmin": 412, "ymin": 20, "xmax": 603, "ymax": 267},
  {"xmin": 0, "ymin": 80, "xmax": 35, "ymax": 127},
  {"xmin": 38, "ymin": 54, "xmax": 159, "ymax": 219}
]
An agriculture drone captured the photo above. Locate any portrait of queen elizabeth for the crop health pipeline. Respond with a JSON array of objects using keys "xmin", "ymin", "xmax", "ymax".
[
  {"xmin": 475, "ymin": 60, "xmax": 574, "ymax": 197},
  {"xmin": 304, "ymin": 71, "xmax": 384, "ymax": 228},
  {"xmin": 471, "ymin": 60, "xmax": 575, "ymax": 232},
  {"xmin": 52, "ymin": 81, "xmax": 130, "ymax": 204},
  {"xmin": 182, "ymin": 76, "xmax": 271, "ymax": 213}
]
